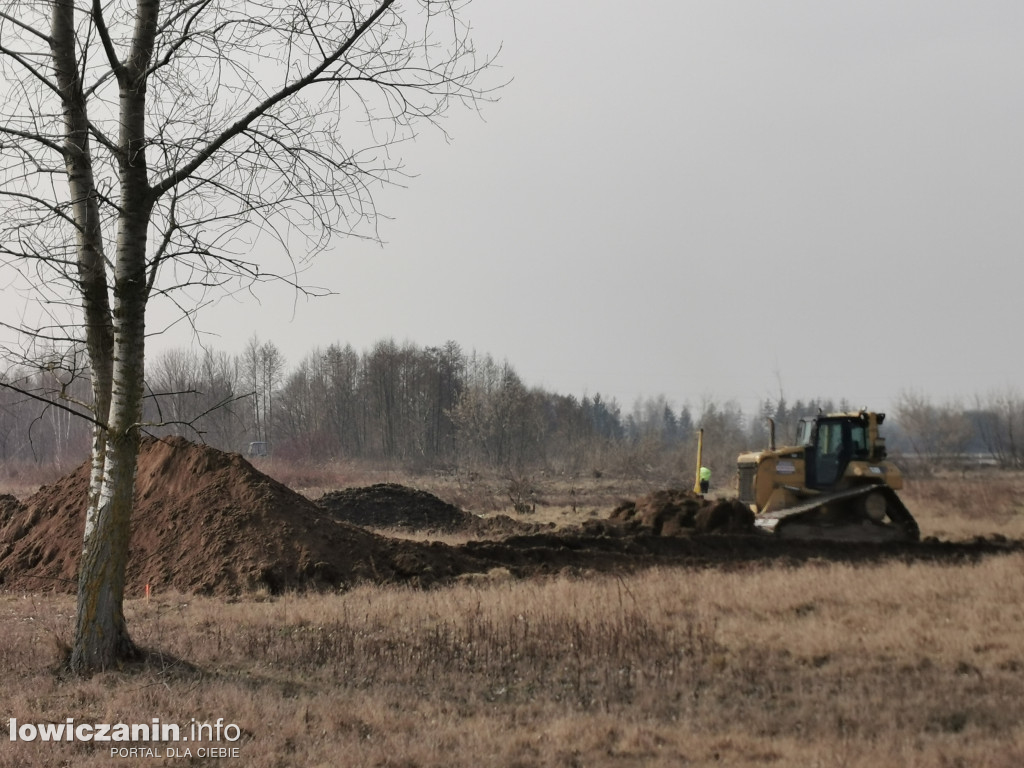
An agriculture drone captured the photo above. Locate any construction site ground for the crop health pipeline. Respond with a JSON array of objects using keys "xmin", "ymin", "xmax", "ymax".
[
  {"xmin": 3, "ymin": 437, "xmax": 1024, "ymax": 767},
  {"xmin": 0, "ymin": 436, "xmax": 1020, "ymax": 596}
]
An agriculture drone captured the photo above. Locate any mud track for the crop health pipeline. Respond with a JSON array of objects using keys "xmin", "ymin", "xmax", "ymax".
[{"xmin": 459, "ymin": 529, "xmax": 1024, "ymax": 577}]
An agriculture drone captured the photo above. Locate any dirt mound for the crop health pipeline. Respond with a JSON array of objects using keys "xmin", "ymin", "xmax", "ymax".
[
  {"xmin": 465, "ymin": 512, "xmax": 553, "ymax": 538},
  {"xmin": 610, "ymin": 489, "xmax": 754, "ymax": 535},
  {"xmin": 316, "ymin": 484, "xmax": 475, "ymax": 532},
  {"xmin": 0, "ymin": 437, "xmax": 473, "ymax": 595},
  {"xmin": 316, "ymin": 484, "xmax": 548, "ymax": 538},
  {"xmin": 696, "ymin": 499, "xmax": 756, "ymax": 533}
]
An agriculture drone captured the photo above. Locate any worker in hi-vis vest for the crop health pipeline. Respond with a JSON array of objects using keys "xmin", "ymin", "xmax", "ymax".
[{"xmin": 699, "ymin": 466, "xmax": 711, "ymax": 494}]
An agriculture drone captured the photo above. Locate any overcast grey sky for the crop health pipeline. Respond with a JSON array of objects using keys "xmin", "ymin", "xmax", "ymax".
[{"xmin": 154, "ymin": 0, "xmax": 1024, "ymax": 415}]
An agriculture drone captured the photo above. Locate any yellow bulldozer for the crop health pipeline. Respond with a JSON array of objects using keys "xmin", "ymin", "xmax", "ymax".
[{"xmin": 735, "ymin": 410, "xmax": 920, "ymax": 542}]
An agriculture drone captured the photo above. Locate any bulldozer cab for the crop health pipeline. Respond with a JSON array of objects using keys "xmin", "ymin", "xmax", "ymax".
[{"xmin": 800, "ymin": 414, "xmax": 874, "ymax": 490}]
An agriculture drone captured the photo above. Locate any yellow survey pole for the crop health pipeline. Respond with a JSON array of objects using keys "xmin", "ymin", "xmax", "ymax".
[{"xmin": 693, "ymin": 428, "xmax": 704, "ymax": 495}]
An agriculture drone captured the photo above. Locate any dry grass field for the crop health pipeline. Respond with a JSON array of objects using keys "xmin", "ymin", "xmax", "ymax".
[{"xmin": 2, "ymin": 468, "xmax": 1023, "ymax": 767}]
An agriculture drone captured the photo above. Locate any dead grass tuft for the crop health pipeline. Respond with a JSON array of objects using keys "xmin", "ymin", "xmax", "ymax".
[{"xmin": 902, "ymin": 469, "xmax": 1024, "ymax": 540}]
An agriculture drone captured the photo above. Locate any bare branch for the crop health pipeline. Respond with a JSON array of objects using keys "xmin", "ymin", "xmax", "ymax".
[
  {"xmin": 90, "ymin": 0, "xmax": 125, "ymax": 81},
  {"xmin": 135, "ymin": 392, "xmax": 253, "ymax": 438},
  {"xmin": 0, "ymin": 379, "xmax": 104, "ymax": 429},
  {"xmin": 151, "ymin": 0, "xmax": 403, "ymax": 198}
]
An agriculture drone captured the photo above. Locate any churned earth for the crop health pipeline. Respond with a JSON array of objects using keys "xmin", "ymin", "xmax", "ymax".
[{"xmin": 0, "ymin": 437, "xmax": 1019, "ymax": 596}]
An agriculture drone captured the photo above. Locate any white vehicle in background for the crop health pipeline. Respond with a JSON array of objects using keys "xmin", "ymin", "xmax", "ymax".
[{"xmin": 247, "ymin": 441, "xmax": 269, "ymax": 458}]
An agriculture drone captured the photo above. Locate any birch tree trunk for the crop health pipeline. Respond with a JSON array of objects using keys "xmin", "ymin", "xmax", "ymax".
[
  {"xmin": 66, "ymin": 0, "xmax": 157, "ymax": 672},
  {"xmin": 52, "ymin": 0, "xmax": 115, "ymax": 549},
  {"xmin": 70, "ymin": 232, "xmax": 152, "ymax": 670}
]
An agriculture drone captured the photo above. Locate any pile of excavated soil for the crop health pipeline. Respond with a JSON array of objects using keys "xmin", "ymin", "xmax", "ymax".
[
  {"xmin": 315, "ymin": 484, "xmax": 546, "ymax": 537},
  {"xmin": 0, "ymin": 437, "xmax": 474, "ymax": 595},
  {"xmin": 316, "ymin": 484, "xmax": 475, "ymax": 531},
  {"xmin": 610, "ymin": 489, "xmax": 754, "ymax": 535}
]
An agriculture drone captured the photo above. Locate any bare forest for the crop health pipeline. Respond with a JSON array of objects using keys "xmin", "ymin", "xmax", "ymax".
[{"xmin": 3, "ymin": 337, "xmax": 1022, "ymax": 490}]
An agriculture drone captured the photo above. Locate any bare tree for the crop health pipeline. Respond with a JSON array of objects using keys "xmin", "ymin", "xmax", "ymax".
[
  {"xmin": 451, "ymin": 354, "xmax": 543, "ymax": 471},
  {"xmin": 0, "ymin": 353, "xmax": 93, "ymax": 465},
  {"xmin": 972, "ymin": 391, "xmax": 1023, "ymax": 468},
  {"xmin": 0, "ymin": 0, "xmax": 494, "ymax": 672},
  {"xmin": 241, "ymin": 335, "xmax": 285, "ymax": 449},
  {"xmin": 144, "ymin": 346, "xmax": 247, "ymax": 448},
  {"xmin": 893, "ymin": 391, "xmax": 974, "ymax": 469}
]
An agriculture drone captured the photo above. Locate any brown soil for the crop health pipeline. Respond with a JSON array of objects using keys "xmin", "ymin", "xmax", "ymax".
[
  {"xmin": 317, "ymin": 484, "xmax": 471, "ymax": 531},
  {"xmin": 0, "ymin": 437, "xmax": 475, "ymax": 595},
  {"xmin": 0, "ymin": 438, "xmax": 1020, "ymax": 596},
  {"xmin": 315, "ymin": 484, "xmax": 545, "ymax": 537},
  {"xmin": 610, "ymin": 489, "xmax": 755, "ymax": 535},
  {"xmin": 0, "ymin": 494, "xmax": 21, "ymax": 526}
]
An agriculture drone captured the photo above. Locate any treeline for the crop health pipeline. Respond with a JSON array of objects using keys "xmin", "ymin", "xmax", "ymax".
[
  {"xmin": 2, "ymin": 338, "xmax": 1023, "ymax": 477},
  {"xmin": 891, "ymin": 392, "xmax": 1024, "ymax": 470}
]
